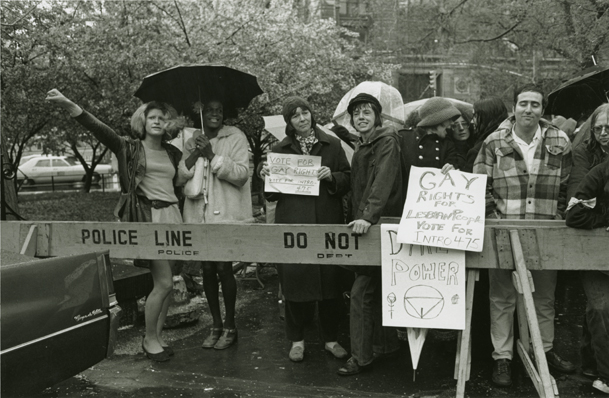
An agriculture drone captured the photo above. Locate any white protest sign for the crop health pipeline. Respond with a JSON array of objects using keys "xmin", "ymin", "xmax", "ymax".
[
  {"xmin": 264, "ymin": 153, "xmax": 321, "ymax": 196},
  {"xmin": 397, "ymin": 167, "xmax": 487, "ymax": 252},
  {"xmin": 381, "ymin": 224, "xmax": 466, "ymax": 330}
]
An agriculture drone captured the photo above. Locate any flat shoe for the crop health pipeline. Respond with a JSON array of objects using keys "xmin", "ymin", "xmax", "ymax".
[
  {"xmin": 289, "ymin": 345, "xmax": 304, "ymax": 362},
  {"xmin": 325, "ymin": 343, "xmax": 348, "ymax": 359},
  {"xmin": 142, "ymin": 338, "xmax": 170, "ymax": 362},
  {"xmin": 214, "ymin": 328, "xmax": 238, "ymax": 350},
  {"xmin": 202, "ymin": 328, "xmax": 223, "ymax": 349},
  {"xmin": 162, "ymin": 345, "xmax": 174, "ymax": 356},
  {"xmin": 337, "ymin": 357, "xmax": 372, "ymax": 376}
]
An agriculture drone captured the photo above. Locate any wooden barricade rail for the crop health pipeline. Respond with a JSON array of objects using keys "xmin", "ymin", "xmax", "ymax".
[{"xmin": 1, "ymin": 219, "xmax": 607, "ymax": 398}]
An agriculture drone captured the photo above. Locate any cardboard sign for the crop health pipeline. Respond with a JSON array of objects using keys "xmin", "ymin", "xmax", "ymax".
[
  {"xmin": 381, "ymin": 224, "xmax": 466, "ymax": 330},
  {"xmin": 397, "ymin": 167, "xmax": 487, "ymax": 252},
  {"xmin": 264, "ymin": 153, "xmax": 321, "ymax": 196}
]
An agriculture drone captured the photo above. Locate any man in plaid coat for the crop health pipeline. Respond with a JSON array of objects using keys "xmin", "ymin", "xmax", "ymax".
[{"xmin": 473, "ymin": 84, "xmax": 574, "ymax": 387}]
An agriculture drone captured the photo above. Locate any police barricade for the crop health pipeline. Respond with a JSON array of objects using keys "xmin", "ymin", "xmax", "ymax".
[{"xmin": 2, "ymin": 219, "xmax": 606, "ymax": 398}]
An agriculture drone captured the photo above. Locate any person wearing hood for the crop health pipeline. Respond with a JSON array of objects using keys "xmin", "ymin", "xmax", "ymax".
[
  {"xmin": 400, "ymin": 97, "xmax": 459, "ymax": 192},
  {"xmin": 177, "ymin": 99, "xmax": 253, "ymax": 351},
  {"xmin": 337, "ymin": 93, "xmax": 403, "ymax": 376},
  {"xmin": 261, "ymin": 96, "xmax": 351, "ymax": 363}
]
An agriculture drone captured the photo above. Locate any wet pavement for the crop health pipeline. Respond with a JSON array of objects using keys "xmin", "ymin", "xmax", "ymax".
[{"xmin": 36, "ymin": 268, "xmax": 605, "ymax": 398}]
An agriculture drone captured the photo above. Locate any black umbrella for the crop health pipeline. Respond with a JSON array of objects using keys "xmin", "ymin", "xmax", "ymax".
[
  {"xmin": 547, "ymin": 65, "xmax": 609, "ymax": 120},
  {"xmin": 134, "ymin": 64, "xmax": 264, "ymax": 121}
]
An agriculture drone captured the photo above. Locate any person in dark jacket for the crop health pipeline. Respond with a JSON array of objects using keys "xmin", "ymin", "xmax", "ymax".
[
  {"xmin": 399, "ymin": 97, "xmax": 460, "ymax": 192},
  {"xmin": 337, "ymin": 93, "xmax": 403, "ymax": 376},
  {"xmin": 567, "ymin": 103, "xmax": 609, "ymax": 200},
  {"xmin": 449, "ymin": 103, "xmax": 474, "ymax": 170},
  {"xmin": 46, "ymin": 89, "xmax": 184, "ymax": 363},
  {"xmin": 565, "ymin": 105, "xmax": 609, "ymax": 396},
  {"xmin": 261, "ymin": 96, "xmax": 351, "ymax": 363},
  {"xmin": 463, "ymin": 97, "xmax": 508, "ymax": 173}
]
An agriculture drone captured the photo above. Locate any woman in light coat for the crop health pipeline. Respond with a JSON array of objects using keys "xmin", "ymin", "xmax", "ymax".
[{"xmin": 177, "ymin": 99, "xmax": 252, "ymax": 350}]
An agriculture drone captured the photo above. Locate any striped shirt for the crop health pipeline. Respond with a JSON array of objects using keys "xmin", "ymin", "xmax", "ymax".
[{"xmin": 473, "ymin": 117, "xmax": 572, "ymax": 219}]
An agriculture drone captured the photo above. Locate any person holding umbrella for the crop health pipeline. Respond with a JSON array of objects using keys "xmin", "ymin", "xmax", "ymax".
[
  {"xmin": 46, "ymin": 89, "xmax": 184, "ymax": 363},
  {"xmin": 260, "ymin": 96, "xmax": 351, "ymax": 362},
  {"xmin": 177, "ymin": 99, "xmax": 253, "ymax": 350}
]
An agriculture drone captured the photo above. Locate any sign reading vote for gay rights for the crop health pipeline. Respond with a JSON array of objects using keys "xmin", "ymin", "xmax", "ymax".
[
  {"xmin": 265, "ymin": 153, "xmax": 321, "ymax": 196},
  {"xmin": 397, "ymin": 166, "xmax": 487, "ymax": 252},
  {"xmin": 381, "ymin": 224, "xmax": 466, "ymax": 329}
]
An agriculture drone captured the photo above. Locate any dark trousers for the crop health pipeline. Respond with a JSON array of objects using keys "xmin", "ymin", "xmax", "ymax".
[
  {"xmin": 285, "ymin": 298, "xmax": 343, "ymax": 342},
  {"xmin": 350, "ymin": 272, "xmax": 399, "ymax": 366},
  {"xmin": 580, "ymin": 271, "xmax": 609, "ymax": 380}
]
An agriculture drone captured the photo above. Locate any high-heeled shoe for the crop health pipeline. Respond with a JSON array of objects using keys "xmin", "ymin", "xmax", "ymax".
[{"xmin": 142, "ymin": 337, "xmax": 170, "ymax": 362}]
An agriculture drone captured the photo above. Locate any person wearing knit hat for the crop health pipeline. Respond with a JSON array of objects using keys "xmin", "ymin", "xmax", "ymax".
[
  {"xmin": 397, "ymin": 97, "xmax": 459, "ymax": 194},
  {"xmin": 337, "ymin": 92, "xmax": 403, "ymax": 376},
  {"xmin": 261, "ymin": 95, "xmax": 351, "ymax": 363}
]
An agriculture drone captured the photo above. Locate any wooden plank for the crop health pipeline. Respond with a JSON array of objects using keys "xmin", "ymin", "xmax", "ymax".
[
  {"xmin": 455, "ymin": 269, "xmax": 477, "ymax": 398},
  {"xmin": 510, "ymin": 230, "xmax": 556, "ymax": 398},
  {"xmin": 19, "ymin": 225, "xmax": 37, "ymax": 257},
  {"xmin": 1, "ymin": 220, "xmax": 607, "ymax": 269}
]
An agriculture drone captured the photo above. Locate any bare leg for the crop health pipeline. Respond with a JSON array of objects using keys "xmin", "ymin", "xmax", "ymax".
[
  {"xmin": 156, "ymin": 293, "xmax": 172, "ymax": 347},
  {"xmin": 143, "ymin": 259, "xmax": 173, "ymax": 354}
]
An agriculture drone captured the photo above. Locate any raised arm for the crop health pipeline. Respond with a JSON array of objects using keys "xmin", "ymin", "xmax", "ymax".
[{"xmin": 46, "ymin": 89, "xmax": 124, "ymax": 154}]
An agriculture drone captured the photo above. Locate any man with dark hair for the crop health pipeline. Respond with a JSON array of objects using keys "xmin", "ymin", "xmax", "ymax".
[
  {"xmin": 473, "ymin": 85, "xmax": 574, "ymax": 387},
  {"xmin": 337, "ymin": 93, "xmax": 403, "ymax": 376}
]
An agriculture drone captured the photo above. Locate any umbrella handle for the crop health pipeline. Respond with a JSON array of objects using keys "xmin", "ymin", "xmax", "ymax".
[{"xmin": 199, "ymin": 107, "xmax": 205, "ymax": 136}]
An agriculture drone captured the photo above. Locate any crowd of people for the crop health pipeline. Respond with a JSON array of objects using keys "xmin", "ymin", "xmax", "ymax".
[{"xmin": 46, "ymin": 83, "xmax": 608, "ymax": 394}]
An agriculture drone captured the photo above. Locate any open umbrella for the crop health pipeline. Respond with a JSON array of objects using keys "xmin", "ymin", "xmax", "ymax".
[
  {"xmin": 134, "ymin": 64, "xmax": 264, "ymax": 121},
  {"xmin": 332, "ymin": 81, "xmax": 405, "ymax": 135},
  {"xmin": 547, "ymin": 65, "xmax": 609, "ymax": 120}
]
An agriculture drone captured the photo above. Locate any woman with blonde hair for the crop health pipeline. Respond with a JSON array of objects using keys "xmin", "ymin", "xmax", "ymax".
[{"xmin": 46, "ymin": 89, "xmax": 184, "ymax": 362}]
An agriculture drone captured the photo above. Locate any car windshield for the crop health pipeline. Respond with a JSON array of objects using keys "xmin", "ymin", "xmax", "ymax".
[{"xmin": 64, "ymin": 157, "xmax": 79, "ymax": 166}]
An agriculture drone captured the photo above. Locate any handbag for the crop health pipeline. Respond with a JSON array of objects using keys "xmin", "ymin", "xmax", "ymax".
[
  {"xmin": 183, "ymin": 157, "xmax": 206, "ymax": 198},
  {"xmin": 113, "ymin": 143, "xmax": 152, "ymax": 268},
  {"xmin": 114, "ymin": 143, "xmax": 152, "ymax": 223}
]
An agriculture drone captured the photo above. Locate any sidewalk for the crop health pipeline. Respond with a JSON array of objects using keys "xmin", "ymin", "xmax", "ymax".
[{"xmin": 40, "ymin": 268, "xmax": 596, "ymax": 398}]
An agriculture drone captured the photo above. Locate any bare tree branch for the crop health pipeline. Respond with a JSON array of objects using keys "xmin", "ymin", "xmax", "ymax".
[
  {"xmin": 1, "ymin": 2, "xmax": 40, "ymax": 27},
  {"xmin": 455, "ymin": 20, "xmax": 523, "ymax": 44},
  {"xmin": 173, "ymin": 0, "xmax": 191, "ymax": 47}
]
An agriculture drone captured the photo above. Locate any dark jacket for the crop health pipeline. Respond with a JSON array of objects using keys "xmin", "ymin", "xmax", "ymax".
[
  {"xmin": 567, "ymin": 141, "xmax": 609, "ymax": 200},
  {"xmin": 265, "ymin": 127, "xmax": 351, "ymax": 301},
  {"xmin": 465, "ymin": 142, "xmax": 484, "ymax": 173},
  {"xmin": 74, "ymin": 111, "xmax": 182, "ymax": 219},
  {"xmin": 398, "ymin": 127, "xmax": 458, "ymax": 194},
  {"xmin": 351, "ymin": 126, "xmax": 404, "ymax": 224},
  {"xmin": 566, "ymin": 160, "xmax": 609, "ymax": 229}
]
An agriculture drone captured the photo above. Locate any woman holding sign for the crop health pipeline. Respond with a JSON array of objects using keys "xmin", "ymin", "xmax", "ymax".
[
  {"xmin": 177, "ymin": 99, "xmax": 252, "ymax": 351},
  {"xmin": 261, "ymin": 96, "xmax": 351, "ymax": 362}
]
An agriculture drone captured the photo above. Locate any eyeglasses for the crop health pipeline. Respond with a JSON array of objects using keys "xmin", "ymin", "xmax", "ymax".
[
  {"xmin": 452, "ymin": 122, "xmax": 469, "ymax": 129},
  {"xmin": 593, "ymin": 125, "xmax": 609, "ymax": 135}
]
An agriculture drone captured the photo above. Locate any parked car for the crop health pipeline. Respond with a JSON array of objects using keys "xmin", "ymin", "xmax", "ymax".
[
  {"xmin": 0, "ymin": 250, "xmax": 121, "ymax": 396},
  {"xmin": 17, "ymin": 155, "xmax": 114, "ymax": 186}
]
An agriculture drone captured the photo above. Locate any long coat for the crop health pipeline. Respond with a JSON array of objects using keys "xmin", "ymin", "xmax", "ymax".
[{"xmin": 265, "ymin": 127, "xmax": 351, "ymax": 302}]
